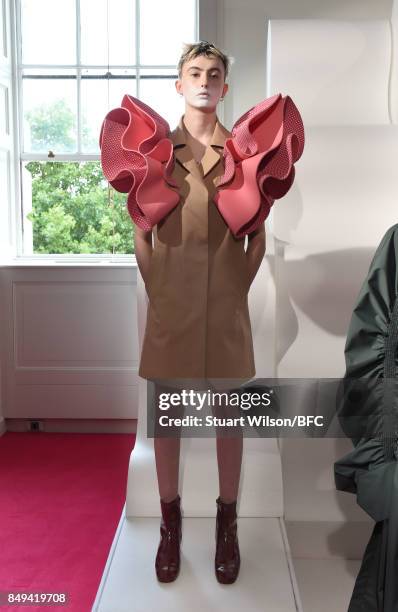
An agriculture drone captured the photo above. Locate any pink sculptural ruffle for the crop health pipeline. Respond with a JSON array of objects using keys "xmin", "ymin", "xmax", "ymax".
[
  {"xmin": 214, "ymin": 92, "xmax": 305, "ymax": 238},
  {"xmin": 99, "ymin": 92, "xmax": 304, "ymax": 237},
  {"xmin": 99, "ymin": 94, "xmax": 180, "ymax": 230}
]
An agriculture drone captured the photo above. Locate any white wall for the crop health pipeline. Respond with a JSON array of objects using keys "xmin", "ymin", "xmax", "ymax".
[
  {"xmin": 0, "ymin": 265, "xmax": 139, "ymax": 421},
  {"xmin": 0, "ymin": 0, "xmax": 17, "ymax": 435},
  {"xmin": 218, "ymin": 0, "xmax": 392, "ymax": 124}
]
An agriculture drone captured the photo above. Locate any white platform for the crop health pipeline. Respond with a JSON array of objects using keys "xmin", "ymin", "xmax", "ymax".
[
  {"xmin": 92, "ymin": 509, "xmax": 301, "ymax": 612},
  {"xmin": 92, "ymin": 508, "xmax": 365, "ymax": 612}
]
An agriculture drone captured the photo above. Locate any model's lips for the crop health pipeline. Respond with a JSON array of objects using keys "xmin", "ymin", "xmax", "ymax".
[{"xmin": 198, "ymin": 93, "xmax": 209, "ymax": 97}]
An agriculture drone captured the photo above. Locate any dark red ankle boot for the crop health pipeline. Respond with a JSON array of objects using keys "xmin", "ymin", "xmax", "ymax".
[
  {"xmin": 155, "ymin": 494, "xmax": 182, "ymax": 582},
  {"xmin": 215, "ymin": 496, "xmax": 240, "ymax": 584}
]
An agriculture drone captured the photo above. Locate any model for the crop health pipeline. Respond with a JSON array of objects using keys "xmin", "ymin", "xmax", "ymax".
[{"xmin": 100, "ymin": 40, "xmax": 304, "ymax": 584}]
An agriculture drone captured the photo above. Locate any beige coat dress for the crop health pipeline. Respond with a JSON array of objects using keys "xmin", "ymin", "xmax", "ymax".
[{"xmin": 138, "ymin": 114, "xmax": 256, "ymax": 385}]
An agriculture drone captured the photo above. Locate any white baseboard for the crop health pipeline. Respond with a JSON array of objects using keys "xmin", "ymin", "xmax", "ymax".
[{"xmin": 5, "ymin": 418, "xmax": 137, "ymax": 434}]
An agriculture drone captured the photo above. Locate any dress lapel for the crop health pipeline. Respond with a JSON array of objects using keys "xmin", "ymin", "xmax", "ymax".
[{"xmin": 170, "ymin": 115, "xmax": 230, "ymax": 179}]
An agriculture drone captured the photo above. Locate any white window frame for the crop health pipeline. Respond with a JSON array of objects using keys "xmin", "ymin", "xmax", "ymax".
[{"xmin": 7, "ymin": 0, "xmax": 211, "ymax": 265}]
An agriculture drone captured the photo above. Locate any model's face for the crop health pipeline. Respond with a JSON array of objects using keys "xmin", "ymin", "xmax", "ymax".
[{"xmin": 176, "ymin": 55, "xmax": 228, "ymax": 110}]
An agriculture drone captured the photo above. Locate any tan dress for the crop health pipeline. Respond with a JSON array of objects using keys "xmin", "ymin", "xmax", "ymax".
[{"xmin": 138, "ymin": 114, "xmax": 256, "ymax": 385}]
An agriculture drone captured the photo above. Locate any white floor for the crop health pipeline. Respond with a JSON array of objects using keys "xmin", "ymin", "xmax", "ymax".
[{"xmin": 92, "ymin": 509, "xmax": 301, "ymax": 612}]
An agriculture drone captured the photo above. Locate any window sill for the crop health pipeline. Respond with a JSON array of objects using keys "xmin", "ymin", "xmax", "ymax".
[{"xmin": 0, "ymin": 255, "xmax": 138, "ymax": 267}]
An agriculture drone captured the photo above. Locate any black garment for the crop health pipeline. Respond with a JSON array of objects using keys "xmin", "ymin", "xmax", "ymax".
[{"xmin": 334, "ymin": 224, "xmax": 398, "ymax": 611}]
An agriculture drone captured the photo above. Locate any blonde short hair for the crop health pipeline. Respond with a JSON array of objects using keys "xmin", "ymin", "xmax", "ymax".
[{"xmin": 177, "ymin": 41, "xmax": 233, "ymax": 82}]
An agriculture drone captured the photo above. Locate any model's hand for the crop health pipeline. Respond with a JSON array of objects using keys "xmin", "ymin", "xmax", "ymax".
[{"xmin": 246, "ymin": 223, "xmax": 266, "ymax": 288}]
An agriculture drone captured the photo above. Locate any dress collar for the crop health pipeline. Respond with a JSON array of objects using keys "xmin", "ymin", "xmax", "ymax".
[{"xmin": 169, "ymin": 115, "xmax": 229, "ymax": 179}]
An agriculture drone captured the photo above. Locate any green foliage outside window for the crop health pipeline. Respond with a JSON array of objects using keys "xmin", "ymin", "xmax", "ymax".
[{"xmin": 25, "ymin": 100, "xmax": 135, "ymax": 254}]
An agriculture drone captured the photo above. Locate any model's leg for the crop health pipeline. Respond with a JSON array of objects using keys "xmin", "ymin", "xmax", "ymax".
[
  {"xmin": 153, "ymin": 381, "xmax": 183, "ymax": 500},
  {"xmin": 216, "ymin": 435, "xmax": 243, "ymax": 502},
  {"xmin": 211, "ymin": 384, "xmax": 242, "ymax": 584},
  {"xmin": 153, "ymin": 381, "xmax": 183, "ymax": 583},
  {"xmin": 210, "ymin": 384, "xmax": 244, "ymax": 501},
  {"xmin": 154, "ymin": 436, "xmax": 181, "ymax": 501}
]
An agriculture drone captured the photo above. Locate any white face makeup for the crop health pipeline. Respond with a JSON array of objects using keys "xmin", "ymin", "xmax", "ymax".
[{"xmin": 179, "ymin": 55, "xmax": 226, "ymax": 110}]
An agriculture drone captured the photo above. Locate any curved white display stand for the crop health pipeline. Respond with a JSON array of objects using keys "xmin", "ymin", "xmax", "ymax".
[{"xmin": 268, "ymin": 19, "xmax": 398, "ymax": 524}]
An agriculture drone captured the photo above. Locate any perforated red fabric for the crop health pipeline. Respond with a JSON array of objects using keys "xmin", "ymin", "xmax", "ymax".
[
  {"xmin": 214, "ymin": 93, "xmax": 305, "ymax": 237},
  {"xmin": 99, "ymin": 94, "xmax": 179, "ymax": 230},
  {"xmin": 99, "ymin": 93, "xmax": 305, "ymax": 238}
]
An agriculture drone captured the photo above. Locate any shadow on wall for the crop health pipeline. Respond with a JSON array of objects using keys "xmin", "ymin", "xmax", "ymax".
[{"xmin": 267, "ymin": 246, "xmax": 379, "ymax": 365}]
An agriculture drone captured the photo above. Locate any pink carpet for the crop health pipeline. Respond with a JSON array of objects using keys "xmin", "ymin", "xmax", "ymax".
[{"xmin": 0, "ymin": 431, "xmax": 136, "ymax": 611}]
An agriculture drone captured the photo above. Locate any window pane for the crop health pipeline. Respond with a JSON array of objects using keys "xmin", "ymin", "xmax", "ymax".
[
  {"xmin": 139, "ymin": 69, "xmax": 184, "ymax": 130},
  {"xmin": 81, "ymin": 69, "xmax": 137, "ymax": 153},
  {"xmin": 23, "ymin": 161, "xmax": 134, "ymax": 255},
  {"xmin": 19, "ymin": 0, "xmax": 197, "ymax": 257},
  {"xmin": 80, "ymin": 0, "xmax": 136, "ymax": 66},
  {"xmin": 22, "ymin": 69, "xmax": 77, "ymax": 154},
  {"xmin": 140, "ymin": 0, "xmax": 196, "ymax": 65},
  {"xmin": 21, "ymin": 0, "xmax": 76, "ymax": 64}
]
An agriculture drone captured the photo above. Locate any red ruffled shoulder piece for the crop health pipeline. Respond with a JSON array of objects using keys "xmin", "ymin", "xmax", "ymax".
[
  {"xmin": 99, "ymin": 94, "xmax": 180, "ymax": 230},
  {"xmin": 213, "ymin": 93, "xmax": 305, "ymax": 238}
]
